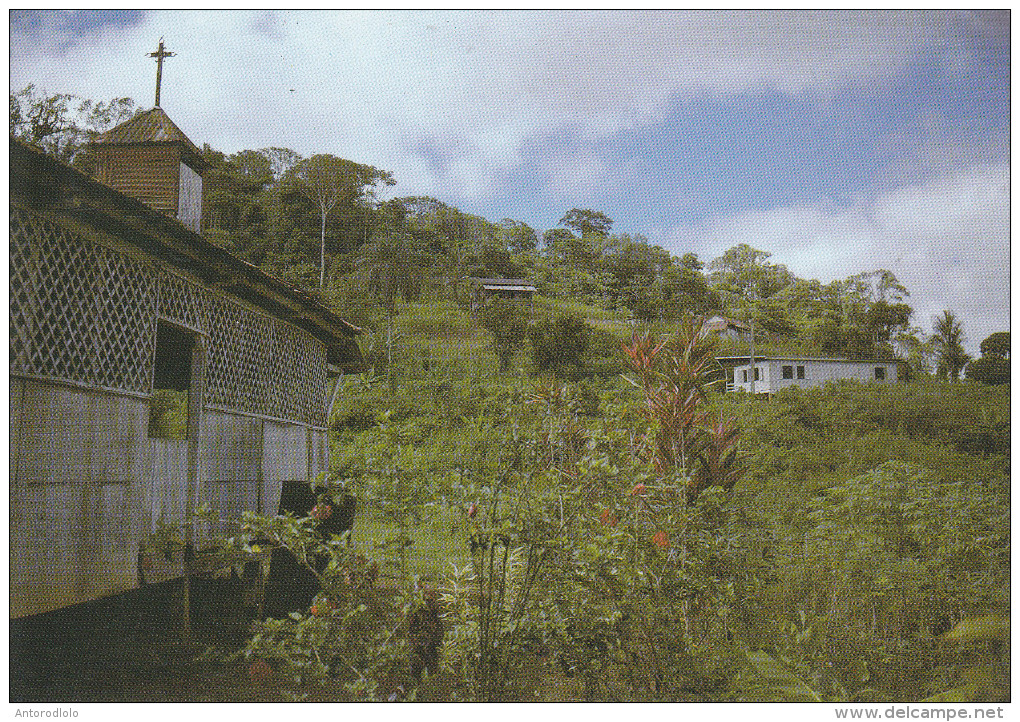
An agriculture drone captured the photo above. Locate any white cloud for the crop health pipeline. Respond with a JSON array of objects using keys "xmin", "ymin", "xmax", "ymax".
[
  {"xmin": 11, "ymin": 10, "xmax": 1007, "ymax": 352},
  {"xmin": 667, "ymin": 161, "xmax": 1010, "ymax": 351},
  {"xmin": 10, "ymin": 9, "xmax": 987, "ymax": 203}
]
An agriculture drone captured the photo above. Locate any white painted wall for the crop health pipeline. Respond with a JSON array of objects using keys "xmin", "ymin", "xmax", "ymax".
[
  {"xmin": 731, "ymin": 359, "xmax": 897, "ymax": 394},
  {"xmin": 177, "ymin": 162, "xmax": 203, "ymax": 233}
]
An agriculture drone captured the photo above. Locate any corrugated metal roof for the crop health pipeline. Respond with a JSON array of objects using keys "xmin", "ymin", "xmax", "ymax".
[
  {"xmin": 703, "ymin": 315, "xmax": 750, "ymax": 331},
  {"xmin": 97, "ymin": 107, "xmax": 207, "ymax": 169},
  {"xmin": 718, "ymin": 355, "xmax": 897, "ymax": 364},
  {"xmin": 482, "ymin": 284, "xmax": 536, "ymax": 293}
]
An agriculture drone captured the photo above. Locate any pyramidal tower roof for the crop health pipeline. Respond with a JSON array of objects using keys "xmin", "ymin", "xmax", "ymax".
[{"xmin": 98, "ymin": 106, "xmax": 207, "ymax": 170}]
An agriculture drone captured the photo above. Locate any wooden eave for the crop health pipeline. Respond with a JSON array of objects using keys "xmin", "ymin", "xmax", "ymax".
[
  {"xmin": 95, "ymin": 106, "xmax": 209, "ymax": 171},
  {"xmin": 10, "ymin": 140, "xmax": 363, "ymax": 370},
  {"xmin": 92, "ymin": 138, "xmax": 208, "ymax": 173}
]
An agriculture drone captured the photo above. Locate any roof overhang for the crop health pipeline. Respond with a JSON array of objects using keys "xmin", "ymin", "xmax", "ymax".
[{"xmin": 10, "ymin": 139, "xmax": 363, "ymax": 371}]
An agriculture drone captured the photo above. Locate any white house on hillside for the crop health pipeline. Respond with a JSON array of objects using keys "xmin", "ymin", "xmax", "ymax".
[{"xmin": 728, "ymin": 357, "xmax": 898, "ymax": 394}]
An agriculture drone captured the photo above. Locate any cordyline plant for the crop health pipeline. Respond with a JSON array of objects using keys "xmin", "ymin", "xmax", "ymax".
[{"xmin": 621, "ymin": 316, "xmax": 743, "ymax": 503}]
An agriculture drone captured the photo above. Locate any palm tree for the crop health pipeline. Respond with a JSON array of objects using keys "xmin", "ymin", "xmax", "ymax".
[{"xmin": 932, "ymin": 310, "xmax": 971, "ymax": 381}]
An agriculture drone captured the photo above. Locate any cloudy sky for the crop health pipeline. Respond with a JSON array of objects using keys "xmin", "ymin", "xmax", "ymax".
[{"xmin": 10, "ymin": 10, "xmax": 1010, "ymax": 350}]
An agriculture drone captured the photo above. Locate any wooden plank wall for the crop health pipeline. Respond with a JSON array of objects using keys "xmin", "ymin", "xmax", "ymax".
[
  {"xmin": 262, "ymin": 421, "xmax": 309, "ymax": 516},
  {"xmin": 201, "ymin": 411, "xmax": 263, "ymax": 534},
  {"xmin": 11, "ymin": 380, "xmax": 149, "ymax": 617},
  {"xmin": 309, "ymin": 428, "xmax": 329, "ymax": 481},
  {"xmin": 11, "ymin": 380, "xmax": 326, "ymax": 617},
  {"xmin": 145, "ymin": 440, "xmax": 189, "ymax": 531},
  {"xmin": 96, "ymin": 145, "xmax": 180, "ymax": 216}
]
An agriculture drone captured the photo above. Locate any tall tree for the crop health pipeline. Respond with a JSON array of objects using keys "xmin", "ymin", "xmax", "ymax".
[
  {"xmin": 559, "ymin": 208, "xmax": 614, "ymax": 238},
  {"xmin": 932, "ymin": 310, "xmax": 971, "ymax": 381},
  {"xmin": 894, "ymin": 327, "xmax": 936, "ymax": 379},
  {"xmin": 260, "ymin": 147, "xmax": 303, "ymax": 181},
  {"xmin": 354, "ymin": 232, "xmax": 424, "ymax": 313},
  {"xmin": 202, "ymin": 146, "xmax": 274, "ymax": 233},
  {"xmin": 966, "ymin": 331, "xmax": 1010, "ymax": 385},
  {"xmin": 708, "ymin": 244, "xmax": 792, "ymax": 305},
  {"xmin": 286, "ymin": 154, "xmax": 394, "ymax": 289},
  {"xmin": 496, "ymin": 218, "xmax": 539, "ymax": 255},
  {"xmin": 980, "ymin": 331, "xmax": 1010, "ymax": 360}
]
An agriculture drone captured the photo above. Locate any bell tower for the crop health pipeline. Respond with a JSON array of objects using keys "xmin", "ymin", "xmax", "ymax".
[{"xmin": 91, "ymin": 40, "xmax": 207, "ymax": 233}]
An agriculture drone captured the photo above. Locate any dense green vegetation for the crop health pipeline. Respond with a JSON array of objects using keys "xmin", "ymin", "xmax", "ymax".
[
  {"xmin": 208, "ymin": 300, "xmax": 1008, "ymax": 702},
  {"xmin": 13, "ymin": 85, "xmax": 1009, "ymax": 702}
]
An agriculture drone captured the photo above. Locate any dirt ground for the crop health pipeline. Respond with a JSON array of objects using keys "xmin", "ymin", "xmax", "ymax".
[
  {"xmin": 10, "ymin": 578, "xmax": 278, "ymax": 703},
  {"xmin": 10, "ymin": 578, "xmax": 587, "ymax": 703}
]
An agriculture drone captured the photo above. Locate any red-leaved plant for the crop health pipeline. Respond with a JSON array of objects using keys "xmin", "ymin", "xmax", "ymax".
[{"xmin": 621, "ymin": 316, "xmax": 743, "ymax": 502}]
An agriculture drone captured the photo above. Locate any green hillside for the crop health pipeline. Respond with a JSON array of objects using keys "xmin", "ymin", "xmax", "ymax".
[{"xmin": 280, "ymin": 297, "xmax": 1012, "ymax": 702}]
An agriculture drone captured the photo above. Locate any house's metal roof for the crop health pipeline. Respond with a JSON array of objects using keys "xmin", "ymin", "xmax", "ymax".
[
  {"xmin": 10, "ymin": 138, "xmax": 362, "ymax": 371},
  {"xmin": 702, "ymin": 314, "xmax": 750, "ymax": 332},
  {"xmin": 482, "ymin": 284, "xmax": 535, "ymax": 293},
  {"xmin": 95, "ymin": 106, "xmax": 208, "ymax": 171},
  {"xmin": 470, "ymin": 277, "xmax": 537, "ymax": 290},
  {"xmin": 718, "ymin": 355, "xmax": 897, "ymax": 365}
]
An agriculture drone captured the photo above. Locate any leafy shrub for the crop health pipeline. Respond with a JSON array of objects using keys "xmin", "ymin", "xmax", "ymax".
[
  {"xmin": 584, "ymin": 325, "xmax": 627, "ymax": 377},
  {"xmin": 529, "ymin": 313, "xmax": 589, "ymax": 377},
  {"xmin": 204, "ymin": 485, "xmax": 412, "ymax": 701},
  {"xmin": 479, "ymin": 298, "xmax": 529, "ymax": 372}
]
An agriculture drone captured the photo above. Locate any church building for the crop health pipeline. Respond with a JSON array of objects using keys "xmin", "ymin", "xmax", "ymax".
[{"xmin": 10, "ymin": 44, "xmax": 362, "ymax": 620}]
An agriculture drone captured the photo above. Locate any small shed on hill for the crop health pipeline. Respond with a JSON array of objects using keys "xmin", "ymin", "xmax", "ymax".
[
  {"xmin": 726, "ymin": 356, "xmax": 898, "ymax": 394},
  {"xmin": 469, "ymin": 277, "xmax": 538, "ymax": 314},
  {"xmin": 10, "ymin": 123, "xmax": 362, "ymax": 618},
  {"xmin": 701, "ymin": 313, "xmax": 751, "ymax": 342}
]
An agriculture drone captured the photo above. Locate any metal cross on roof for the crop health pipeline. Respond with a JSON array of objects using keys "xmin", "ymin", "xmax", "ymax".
[{"xmin": 147, "ymin": 38, "xmax": 175, "ymax": 107}]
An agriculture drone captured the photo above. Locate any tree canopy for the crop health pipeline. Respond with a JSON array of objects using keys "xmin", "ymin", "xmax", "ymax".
[
  {"xmin": 15, "ymin": 84, "xmax": 990, "ymax": 379},
  {"xmin": 967, "ymin": 331, "xmax": 1010, "ymax": 385},
  {"xmin": 10, "ymin": 84, "xmax": 137, "ymax": 167}
]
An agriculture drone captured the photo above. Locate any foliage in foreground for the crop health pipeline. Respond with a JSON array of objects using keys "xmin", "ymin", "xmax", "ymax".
[{"xmin": 207, "ymin": 319, "xmax": 1008, "ymax": 701}]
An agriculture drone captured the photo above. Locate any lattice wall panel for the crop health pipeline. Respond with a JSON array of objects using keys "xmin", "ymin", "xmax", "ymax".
[
  {"xmin": 205, "ymin": 296, "xmax": 328, "ymax": 426},
  {"xmin": 92, "ymin": 247, "xmax": 156, "ymax": 393},
  {"xmin": 34, "ymin": 228, "xmax": 97, "ymax": 384},
  {"xmin": 158, "ymin": 270, "xmax": 210, "ymax": 332},
  {"xmin": 273, "ymin": 323, "xmax": 304, "ymax": 422},
  {"xmin": 11, "ymin": 207, "xmax": 157, "ymax": 394},
  {"xmin": 10, "ymin": 207, "xmax": 38, "ymax": 371},
  {"xmin": 12, "ymin": 205, "xmax": 329, "ymax": 424}
]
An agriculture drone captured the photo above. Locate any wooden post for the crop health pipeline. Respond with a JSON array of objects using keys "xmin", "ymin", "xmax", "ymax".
[
  {"xmin": 168, "ymin": 574, "xmax": 192, "ymax": 648},
  {"xmin": 148, "ymin": 39, "xmax": 175, "ymax": 107},
  {"xmin": 173, "ymin": 331, "xmax": 205, "ymax": 648},
  {"xmin": 749, "ymin": 317, "xmax": 756, "ymax": 396},
  {"xmin": 327, "ymin": 374, "xmax": 343, "ymax": 421}
]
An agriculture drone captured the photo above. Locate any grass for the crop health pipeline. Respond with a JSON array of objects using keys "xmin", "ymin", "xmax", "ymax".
[
  {"xmin": 535, "ymin": 295, "xmax": 630, "ymax": 327},
  {"xmin": 353, "ymin": 506, "xmax": 472, "ymax": 586}
]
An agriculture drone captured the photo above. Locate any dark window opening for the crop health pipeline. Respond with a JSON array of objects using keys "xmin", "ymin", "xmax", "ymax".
[
  {"xmin": 149, "ymin": 321, "xmax": 194, "ymax": 440},
  {"xmin": 874, "ymin": 366, "xmax": 886, "ymax": 381},
  {"xmin": 754, "ymin": 367, "xmax": 760, "ymax": 381},
  {"xmin": 742, "ymin": 370, "xmax": 748, "ymax": 383},
  {"xmin": 782, "ymin": 365, "xmax": 794, "ymax": 379},
  {"xmin": 797, "ymin": 365, "xmax": 806, "ymax": 379}
]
